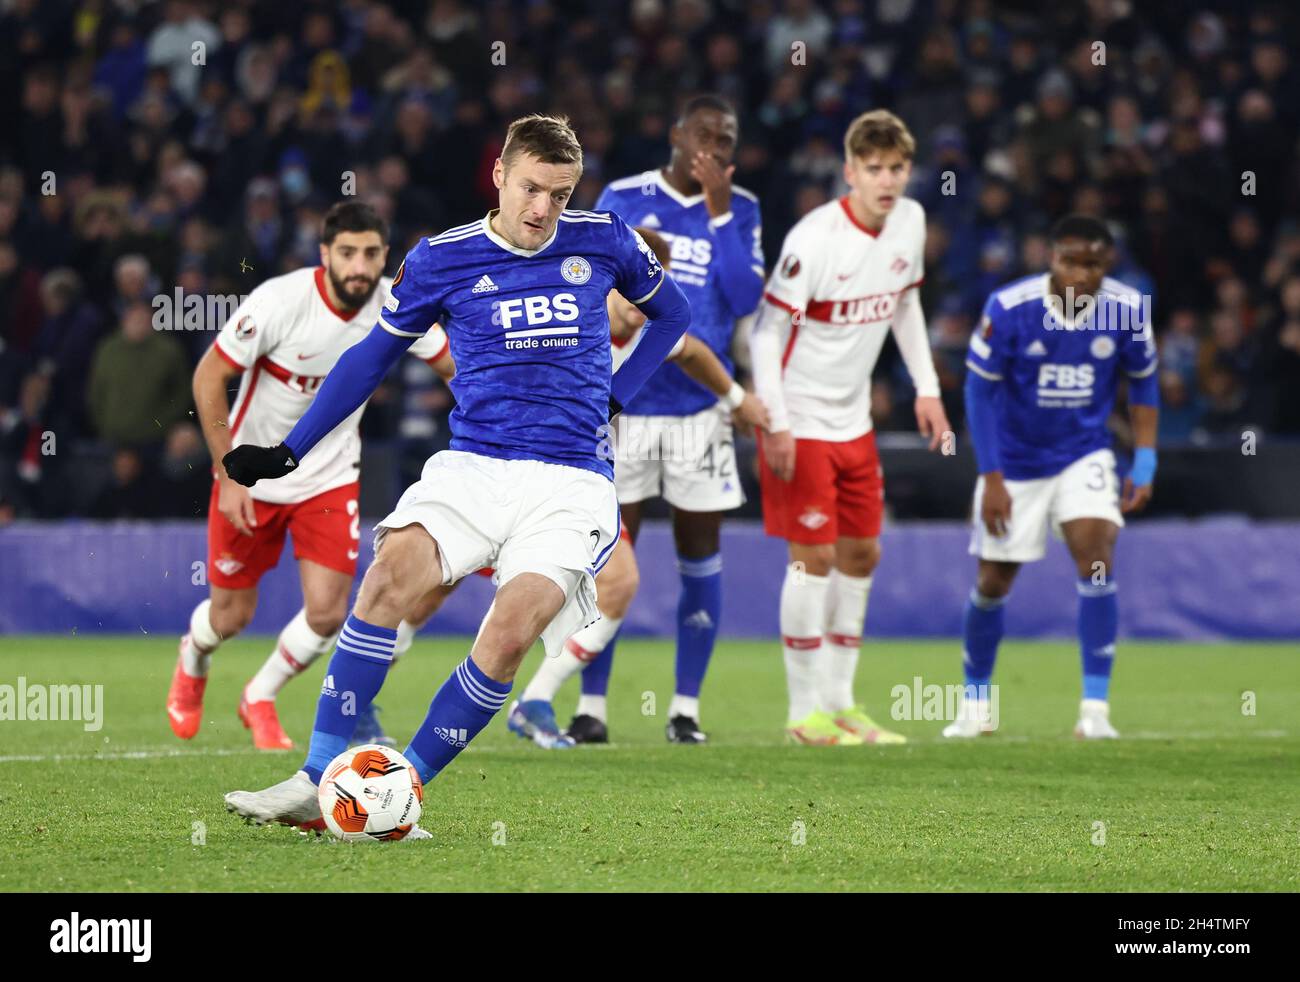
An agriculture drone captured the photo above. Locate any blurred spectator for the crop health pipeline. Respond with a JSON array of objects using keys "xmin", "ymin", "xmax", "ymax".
[
  {"xmin": 31, "ymin": 268, "xmax": 105, "ymax": 437},
  {"xmin": 766, "ymin": 0, "xmax": 833, "ymax": 75},
  {"xmin": 94, "ymin": 21, "xmax": 149, "ymax": 119},
  {"xmin": 88, "ymin": 446, "xmax": 159, "ymax": 519},
  {"xmin": 154, "ymin": 421, "xmax": 211, "ymax": 518},
  {"xmin": 86, "ymin": 303, "xmax": 191, "ymax": 448},
  {"xmin": 1018, "ymin": 69, "xmax": 1100, "ymax": 177},
  {"xmin": 1158, "ymin": 369, "xmax": 1205, "ymax": 442},
  {"xmin": 0, "ymin": 238, "xmax": 43, "ymax": 354},
  {"xmin": 1264, "ymin": 275, "xmax": 1300, "ymax": 434},
  {"xmin": 112, "ymin": 254, "xmax": 157, "ymax": 316},
  {"xmin": 146, "ymin": 1, "xmax": 222, "ymax": 108}
]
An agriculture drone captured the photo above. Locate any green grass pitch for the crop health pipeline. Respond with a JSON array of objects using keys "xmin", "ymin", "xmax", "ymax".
[{"xmin": 0, "ymin": 635, "xmax": 1296, "ymax": 892}]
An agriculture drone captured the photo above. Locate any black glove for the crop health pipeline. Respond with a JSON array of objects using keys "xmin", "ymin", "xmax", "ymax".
[
  {"xmin": 222, "ymin": 442, "xmax": 299, "ymax": 488},
  {"xmin": 608, "ymin": 395, "xmax": 623, "ymax": 422}
]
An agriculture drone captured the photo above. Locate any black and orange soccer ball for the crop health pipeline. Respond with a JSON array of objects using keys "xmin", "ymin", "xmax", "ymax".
[{"xmin": 318, "ymin": 744, "xmax": 424, "ymax": 842}]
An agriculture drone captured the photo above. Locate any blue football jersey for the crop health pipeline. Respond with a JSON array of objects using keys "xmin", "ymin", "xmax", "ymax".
[
  {"xmin": 379, "ymin": 210, "xmax": 665, "ymax": 480},
  {"xmin": 596, "ymin": 169, "xmax": 764, "ymax": 416},
  {"xmin": 965, "ymin": 273, "xmax": 1157, "ymax": 480}
]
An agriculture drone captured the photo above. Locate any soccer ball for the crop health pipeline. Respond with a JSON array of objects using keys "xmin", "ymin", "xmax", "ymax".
[{"xmin": 318, "ymin": 744, "xmax": 423, "ymax": 842}]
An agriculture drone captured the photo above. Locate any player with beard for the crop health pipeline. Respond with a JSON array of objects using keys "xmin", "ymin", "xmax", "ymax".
[{"xmin": 166, "ymin": 201, "xmax": 453, "ymax": 751}]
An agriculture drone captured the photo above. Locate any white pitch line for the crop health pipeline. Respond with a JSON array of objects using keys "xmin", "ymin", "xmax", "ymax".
[
  {"xmin": 0, "ymin": 729, "xmax": 1289, "ymax": 764},
  {"xmin": 0, "ymin": 746, "xmax": 269, "ymax": 763}
]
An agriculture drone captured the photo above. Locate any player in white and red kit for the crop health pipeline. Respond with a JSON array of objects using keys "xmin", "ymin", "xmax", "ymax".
[
  {"xmin": 750, "ymin": 110, "xmax": 950, "ymax": 746},
  {"xmin": 166, "ymin": 202, "xmax": 451, "ymax": 750}
]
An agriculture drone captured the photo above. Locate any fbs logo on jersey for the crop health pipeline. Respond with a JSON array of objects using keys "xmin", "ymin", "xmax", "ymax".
[
  {"xmin": 1037, "ymin": 363, "xmax": 1095, "ymax": 407},
  {"xmin": 561, "ymin": 256, "xmax": 592, "ymax": 285},
  {"xmin": 496, "ymin": 293, "xmax": 580, "ymax": 331},
  {"xmin": 659, "ymin": 231, "xmax": 713, "ymax": 268}
]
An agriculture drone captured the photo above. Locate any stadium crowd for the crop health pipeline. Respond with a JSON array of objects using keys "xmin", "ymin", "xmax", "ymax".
[{"xmin": 1, "ymin": 0, "xmax": 1299, "ymax": 521}]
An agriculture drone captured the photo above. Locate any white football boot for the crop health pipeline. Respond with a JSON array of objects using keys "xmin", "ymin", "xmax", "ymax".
[
  {"xmin": 225, "ymin": 770, "xmax": 322, "ymax": 826},
  {"xmin": 1073, "ymin": 698, "xmax": 1119, "ymax": 739},
  {"xmin": 942, "ymin": 696, "xmax": 995, "ymax": 738}
]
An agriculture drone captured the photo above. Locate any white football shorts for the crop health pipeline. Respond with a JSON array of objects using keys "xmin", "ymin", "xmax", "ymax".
[
  {"xmin": 611, "ymin": 404, "xmax": 745, "ymax": 511},
  {"xmin": 375, "ymin": 450, "xmax": 620, "ymax": 657},
  {"xmin": 969, "ymin": 447, "xmax": 1124, "ymax": 563}
]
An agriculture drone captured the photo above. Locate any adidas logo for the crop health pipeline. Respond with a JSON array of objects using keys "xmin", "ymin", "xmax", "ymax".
[
  {"xmin": 471, "ymin": 274, "xmax": 498, "ymax": 294},
  {"xmin": 1025, "ymin": 339, "xmax": 1047, "ymax": 357},
  {"xmin": 684, "ymin": 609, "xmax": 714, "ymax": 630},
  {"xmin": 434, "ymin": 726, "xmax": 468, "ymax": 748},
  {"xmin": 641, "ymin": 213, "xmax": 661, "ymax": 228},
  {"xmin": 321, "ymin": 674, "xmax": 338, "ymax": 697}
]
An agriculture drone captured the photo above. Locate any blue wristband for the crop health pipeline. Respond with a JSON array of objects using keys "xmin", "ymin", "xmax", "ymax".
[{"xmin": 1130, "ymin": 446, "xmax": 1157, "ymax": 486}]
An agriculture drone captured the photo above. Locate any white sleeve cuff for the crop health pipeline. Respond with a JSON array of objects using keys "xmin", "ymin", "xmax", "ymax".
[
  {"xmin": 378, "ymin": 315, "xmax": 426, "ymax": 339},
  {"xmin": 718, "ymin": 380, "xmax": 745, "ymax": 411},
  {"xmin": 708, "ymin": 211, "xmax": 735, "ymax": 229},
  {"xmin": 628, "ymin": 271, "xmax": 665, "ymax": 306},
  {"xmin": 965, "ymin": 361, "xmax": 1002, "ymax": 381}
]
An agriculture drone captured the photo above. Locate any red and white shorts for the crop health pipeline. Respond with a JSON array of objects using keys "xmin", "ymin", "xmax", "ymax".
[
  {"xmin": 208, "ymin": 481, "xmax": 361, "ymax": 590},
  {"xmin": 759, "ymin": 431, "xmax": 884, "ymax": 545}
]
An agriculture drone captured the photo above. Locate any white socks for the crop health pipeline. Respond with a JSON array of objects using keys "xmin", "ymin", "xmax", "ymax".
[
  {"xmin": 244, "ymin": 609, "xmax": 338, "ymax": 702},
  {"xmin": 393, "ymin": 619, "xmax": 418, "ymax": 663},
  {"xmin": 182, "ymin": 599, "xmax": 222, "ymax": 677},
  {"xmin": 568, "ymin": 614, "xmax": 624, "ymax": 662},
  {"xmin": 669, "ymin": 694, "xmax": 699, "ymax": 720},
  {"xmin": 521, "ymin": 615, "xmax": 622, "ymax": 704},
  {"xmin": 575, "ymin": 694, "xmax": 607, "ymax": 722},
  {"xmin": 521, "ymin": 638, "xmax": 588, "ymax": 703},
  {"xmin": 820, "ymin": 572, "xmax": 872, "ymax": 712},
  {"xmin": 780, "ymin": 565, "xmax": 829, "ymax": 723}
]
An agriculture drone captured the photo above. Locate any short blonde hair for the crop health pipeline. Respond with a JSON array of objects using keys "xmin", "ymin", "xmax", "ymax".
[
  {"xmin": 843, "ymin": 109, "xmax": 916, "ymax": 162},
  {"xmin": 501, "ymin": 113, "xmax": 584, "ymax": 172}
]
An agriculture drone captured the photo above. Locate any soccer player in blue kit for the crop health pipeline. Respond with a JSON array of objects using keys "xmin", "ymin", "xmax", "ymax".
[
  {"xmin": 560, "ymin": 94, "xmax": 765, "ymax": 744},
  {"xmin": 219, "ymin": 114, "xmax": 691, "ymax": 832},
  {"xmin": 946, "ymin": 215, "xmax": 1159, "ymax": 740}
]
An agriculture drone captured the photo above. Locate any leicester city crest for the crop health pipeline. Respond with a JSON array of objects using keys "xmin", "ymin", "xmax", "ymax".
[
  {"xmin": 561, "ymin": 256, "xmax": 592, "ymax": 285},
  {"xmin": 1091, "ymin": 336, "xmax": 1116, "ymax": 359}
]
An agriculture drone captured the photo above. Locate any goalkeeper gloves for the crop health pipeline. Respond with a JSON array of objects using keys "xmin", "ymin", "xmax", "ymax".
[{"xmin": 222, "ymin": 442, "xmax": 299, "ymax": 487}]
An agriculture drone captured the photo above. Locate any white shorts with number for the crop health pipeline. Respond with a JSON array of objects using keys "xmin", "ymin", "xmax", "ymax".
[
  {"xmin": 969, "ymin": 448, "xmax": 1124, "ymax": 563},
  {"xmin": 611, "ymin": 404, "xmax": 745, "ymax": 511},
  {"xmin": 374, "ymin": 450, "xmax": 620, "ymax": 658}
]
